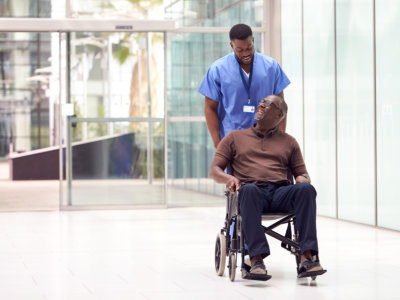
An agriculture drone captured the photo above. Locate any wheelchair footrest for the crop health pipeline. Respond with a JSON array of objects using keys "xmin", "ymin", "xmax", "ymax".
[
  {"xmin": 297, "ymin": 269, "xmax": 327, "ymax": 279},
  {"xmin": 241, "ymin": 267, "xmax": 272, "ymax": 281}
]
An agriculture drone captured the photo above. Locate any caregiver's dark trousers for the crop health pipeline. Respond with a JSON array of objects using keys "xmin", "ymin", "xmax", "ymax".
[{"xmin": 238, "ymin": 182, "xmax": 319, "ymax": 259}]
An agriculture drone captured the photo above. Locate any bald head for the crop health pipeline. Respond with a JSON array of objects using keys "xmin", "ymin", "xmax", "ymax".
[{"xmin": 268, "ymin": 95, "xmax": 287, "ymax": 117}]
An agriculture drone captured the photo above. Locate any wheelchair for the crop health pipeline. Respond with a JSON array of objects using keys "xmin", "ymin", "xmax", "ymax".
[
  {"xmin": 214, "ymin": 187, "xmax": 302, "ymax": 281},
  {"xmin": 213, "ymin": 161, "xmax": 326, "ymax": 282}
]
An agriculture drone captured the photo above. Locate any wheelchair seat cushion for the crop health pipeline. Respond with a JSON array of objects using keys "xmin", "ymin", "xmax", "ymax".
[
  {"xmin": 250, "ymin": 261, "xmax": 267, "ymax": 275},
  {"xmin": 261, "ymin": 213, "xmax": 291, "ymax": 221}
]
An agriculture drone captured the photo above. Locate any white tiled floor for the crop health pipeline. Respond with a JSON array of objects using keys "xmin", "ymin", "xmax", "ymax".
[
  {"xmin": 0, "ymin": 207, "xmax": 399, "ymax": 300},
  {"xmin": 0, "ymin": 159, "xmax": 225, "ymax": 210}
]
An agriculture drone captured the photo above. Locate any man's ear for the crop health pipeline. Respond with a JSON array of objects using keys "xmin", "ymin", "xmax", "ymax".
[
  {"xmin": 277, "ymin": 112, "xmax": 285, "ymax": 124},
  {"xmin": 230, "ymin": 41, "xmax": 233, "ymax": 49}
]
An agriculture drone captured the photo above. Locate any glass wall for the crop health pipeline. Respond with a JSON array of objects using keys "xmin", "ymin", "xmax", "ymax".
[
  {"xmin": 0, "ymin": 32, "xmax": 52, "ymax": 159},
  {"xmin": 281, "ymin": 0, "xmax": 303, "ymax": 149},
  {"xmin": 376, "ymin": 0, "xmax": 400, "ymax": 229},
  {"xmin": 282, "ymin": 0, "xmax": 337, "ymax": 218},
  {"xmin": 65, "ymin": 120, "xmax": 164, "ymax": 206},
  {"xmin": 165, "ymin": 0, "xmax": 265, "ymax": 206},
  {"xmin": 282, "ymin": 0, "xmax": 400, "ymax": 230},
  {"xmin": 67, "ymin": 0, "xmax": 164, "ymax": 19},
  {"xmin": 0, "ymin": 0, "xmax": 55, "ymax": 159},
  {"xmin": 336, "ymin": 0, "xmax": 374, "ymax": 224},
  {"xmin": 165, "ymin": 32, "xmax": 233, "ymax": 202},
  {"xmin": 0, "ymin": 0, "xmax": 51, "ymax": 18},
  {"xmin": 0, "ymin": 0, "xmax": 56, "ymax": 211},
  {"xmin": 303, "ymin": 0, "xmax": 336, "ymax": 218},
  {"xmin": 164, "ymin": 0, "xmax": 262, "ymax": 27},
  {"xmin": 69, "ymin": 31, "xmax": 164, "ymax": 120},
  {"xmin": 166, "ymin": 31, "xmax": 262, "ymax": 205},
  {"xmin": 0, "ymin": 30, "xmax": 59, "ymax": 211}
]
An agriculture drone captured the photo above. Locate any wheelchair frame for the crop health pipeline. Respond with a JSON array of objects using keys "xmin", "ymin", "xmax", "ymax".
[{"xmin": 214, "ymin": 188, "xmax": 302, "ymax": 281}]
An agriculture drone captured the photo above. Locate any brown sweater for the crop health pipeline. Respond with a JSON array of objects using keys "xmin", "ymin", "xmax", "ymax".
[{"xmin": 215, "ymin": 125, "xmax": 308, "ymax": 186}]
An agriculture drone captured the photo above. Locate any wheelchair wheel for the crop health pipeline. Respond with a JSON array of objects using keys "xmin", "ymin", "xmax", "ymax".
[
  {"xmin": 215, "ymin": 232, "xmax": 226, "ymax": 276},
  {"xmin": 228, "ymin": 252, "xmax": 237, "ymax": 281}
]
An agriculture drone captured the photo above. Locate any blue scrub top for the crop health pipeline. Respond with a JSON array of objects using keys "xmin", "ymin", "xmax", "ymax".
[{"xmin": 198, "ymin": 52, "xmax": 290, "ymax": 139}]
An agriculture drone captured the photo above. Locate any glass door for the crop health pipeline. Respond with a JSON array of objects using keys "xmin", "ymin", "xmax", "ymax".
[{"xmin": 60, "ymin": 31, "xmax": 166, "ymax": 208}]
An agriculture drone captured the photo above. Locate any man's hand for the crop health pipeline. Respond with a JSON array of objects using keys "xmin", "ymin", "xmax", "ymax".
[
  {"xmin": 226, "ymin": 176, "xmax": 241, "ymax": 193},
  {"xmin": 295, "ymin": 173, "xmax": 311, "ymax": 184}
]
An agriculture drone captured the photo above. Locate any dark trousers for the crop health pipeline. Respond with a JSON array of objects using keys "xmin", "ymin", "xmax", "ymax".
[{"xmin": 238, "ymin": 182, "xmax": 319, "ymax": 259}]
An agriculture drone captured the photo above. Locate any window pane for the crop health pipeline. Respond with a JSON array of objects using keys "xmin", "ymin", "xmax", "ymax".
[
  {"xmin": 167, "ymin": 120, "xmax": 225, "ymax": 206},
  {"xmin": 164, "ymin": 0, "xmax": 262, "ymax": 28},
  {"xmin": 376, "ymin": 0, "xmax": 400, "ymax": 230},
  {"xmin": 0, "ymin": 32, "xmax": 52, "ymax": 158},
  {"xmin": 281, "ymin": 0, "xmax": 304, "ymax": 147},
  {"xmin": 66, "ymin": 121, "xmax": 165, "ymax": 206},
  {"xmin": 0, "ymin": 0, "xmax": 52, "ymax": 18},
  {"xmin": 336, "ymin": 0, "xmax": 374, "ymax": 224},
  {"xmin": 69, "ymin": 32, "xmax": 164, "ymax": 119},
  {"xmin": 165, "ymin": 31, "xmax": 261, "ymax": 203},
  {"xmin": 69, "ymin": 0, "xmax": 163, "ymax": 20},
  {"xmin": 303, "ymin": 0, "xmax": 336, "ymax": 217}
]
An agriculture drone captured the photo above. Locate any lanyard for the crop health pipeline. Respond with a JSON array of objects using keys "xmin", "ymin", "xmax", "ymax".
[{"xmin": 238, "ymin": 59, "xmax": 254, "ymax": 105}]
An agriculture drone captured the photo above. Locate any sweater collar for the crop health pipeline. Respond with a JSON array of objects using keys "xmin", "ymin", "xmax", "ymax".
[{"xmin": 251, "ymin": 123, "xmax": 278, "ymax": 138}]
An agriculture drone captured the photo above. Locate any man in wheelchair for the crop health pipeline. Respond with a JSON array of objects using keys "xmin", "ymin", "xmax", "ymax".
[{"xmin": 209, "ymin": 94, "xmax": 326, "ymax": 280}]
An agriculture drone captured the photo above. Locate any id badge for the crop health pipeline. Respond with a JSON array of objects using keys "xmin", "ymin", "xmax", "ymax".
[{"xmin": 243, "ymin": 105, "xmax": 255, "ymax": 113}]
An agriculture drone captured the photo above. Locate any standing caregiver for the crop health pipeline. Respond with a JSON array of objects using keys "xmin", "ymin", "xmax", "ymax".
[{"xmin": 198, "ymin": 23, "xmax": 291, "ymax": 148}]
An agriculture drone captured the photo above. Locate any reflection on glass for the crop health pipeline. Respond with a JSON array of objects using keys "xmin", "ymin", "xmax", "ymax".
[
  {"xmin": 336, "ymin": 0, "xmax": 374, "ymax": 224},
  {"xmin": 0, "ymin": 32, "xmax": 52, "ymax": 159},
  {"xmin": 166, "ymin": 32, "xmax": 230, "ymax": 201},
  {"xmin": 168, "ymin": 121, "xmax": 210, "ymax": 180},
  {"xmin": 63, "ymin": 30, "xmax": 166, "ymax": 208},
  {"xmin": 0, "ymin": 30, "xmax": 58, "ymax": 211},
  {"xmin": 376, "ymin": 0, "xmax": 400, "ymax": 230},
  {"xmin": 67, "ymin": 121, "xmax": 164, "ymax": 206},
  {"xmin": 164, "ymin": 0, "xmax": 261, "ymax": 27},
  {"xmin": 0, "ymin": 0, "xmax": 52, "ymax": 18},
  {"xmin": 69, "ymin": 32, "xmax": 164, "ymax": 119},
  {"xmin": 303, "ymin": 0, "xmax": 336, "ymax": 217},
  {"xmin": 166, "ymin": 31, "xmax": 260, "ymax": 203},
  {"xmin": 167, "ymin": 33, "xmax": 229, "ymax": 117},
  {"xmin": 69, "ymin": 0, "xmax": 164, "ymax": 20},
  {"xmin": 167, "ymin": 120, "xmax": 225, "ymax": 206},
  {"xmin": 167, "ymin": 32, "xmax": 261, "ymax": 117}
]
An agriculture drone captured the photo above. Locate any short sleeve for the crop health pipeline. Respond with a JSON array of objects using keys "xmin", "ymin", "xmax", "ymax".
[
  {"xmin": 214, "ymin": 131, "xmax": 235, "ymax": 162},
  {"xmin": 198, "ymin": 65, "xmax": 222, "ymax": 102},
  {"xmin": 273, "ymin": 61, "xmax": 291, "ymax": 95}
]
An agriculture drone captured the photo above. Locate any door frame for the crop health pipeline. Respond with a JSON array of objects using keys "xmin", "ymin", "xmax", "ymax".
[{"xmin": 0, "ymin": 18, "xmax": 175, "ymax": 209}]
